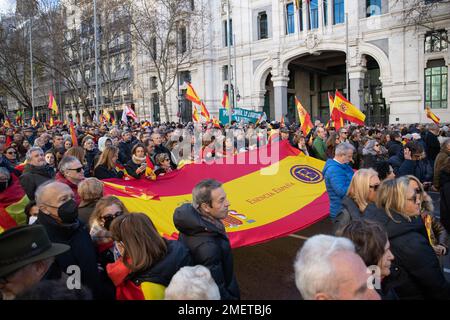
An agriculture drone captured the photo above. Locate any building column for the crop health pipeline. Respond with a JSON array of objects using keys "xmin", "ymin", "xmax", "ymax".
[
  {"xmin": 348, "ymin": 67, "xmax": 367, "ymax": 111},
  {"xmin": 318, "ymin": 0, "xmax": 324, "ymax": 32},
  {"xmin": 272, "ymin": 76, "xmax": 289, "ymax": 120},
  {"xmin": 254, "ymin": 90, "xmax": 266, "ymax": 112},
  {"xmin": 303, "ymin": 0, "xmax": 309, "ymax": 36}
]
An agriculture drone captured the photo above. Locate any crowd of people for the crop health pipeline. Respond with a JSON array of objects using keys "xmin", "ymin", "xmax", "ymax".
[{"xmin": 1, "ymin": 117, "xmax": 450, "ymax": 300}]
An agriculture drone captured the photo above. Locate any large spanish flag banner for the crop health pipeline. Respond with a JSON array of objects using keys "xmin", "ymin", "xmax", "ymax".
[
  {"xmin": 103, "ymin": 141, "xmax": 329, "ymax": 248},
  {"xmin": 0, "ymin": 176, "xmax": 29, "ymax": 233}
]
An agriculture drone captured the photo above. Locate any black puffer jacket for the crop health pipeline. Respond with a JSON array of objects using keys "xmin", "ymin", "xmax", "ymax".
[
  {"xmin": 131, "ymin": 239, "xmax": 192, "ymax": 286},
  {"xmin": 440, "ymin": 170, "xmax": 450, "ymax": 233},
  {"xmin": 173, "ymin": 203, "xmax": 240, "ymax": 300},
  {"xmin": 19, "ymin": 164, "xmax": 55, "ymax": 200},
  {"xmin": 364, "ymin": 206, "xmax": 450, "ymax": 300}
]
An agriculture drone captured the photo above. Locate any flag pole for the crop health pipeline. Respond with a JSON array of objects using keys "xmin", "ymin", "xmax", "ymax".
[
  {"xmin": 226, "ymin": 0, "xmax": 233, "ymax": 125},
  {"xmin": 345, "ymin": 12, "xmax": 349, "ymax": 99},
  {"xmin": 93, "ymin": 0, "xmax": 100, "ymax": 122}
]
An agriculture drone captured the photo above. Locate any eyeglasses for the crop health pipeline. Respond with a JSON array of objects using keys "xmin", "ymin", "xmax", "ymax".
[
  {"xmin": 341, "ymin": 132, "xmax": 348, "ymax": 134},
  {"xmin": 67, "ymin": 167, "xmax": 84, "ymax": 173},
  {"xmin": 375, "ymin": 144, "xmax": 380, "ymax": 147},
  {"xmin": 369, "ymin": 184, "xmax": 380, "ymax": 191},
  {"xmin": 6, "ymin": 151, "xmax": 16, "ymax": 155}
]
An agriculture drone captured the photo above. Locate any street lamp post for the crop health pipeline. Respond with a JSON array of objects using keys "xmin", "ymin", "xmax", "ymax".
[
  {"xmin": 226, "ymin": 0, "xmax": 232, "ymax": 125},
  {"xmin": 29, "ymin": 18, "xmax": 34, "ymax": 119},
  {"xmin": 93, "ymin": 0, "xmax": 100, "ymax": 121}
]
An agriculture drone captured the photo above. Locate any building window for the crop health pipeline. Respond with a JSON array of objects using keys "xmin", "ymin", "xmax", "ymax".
[
  {"xmin": 309, "ymin": 0, "xmax": 319, "ymax": 30},
  {"xmin": 152, "ymin": 92, "xmax": 160, "ymax": 122},
  {"xmin": 178, "ymin": 26, "xmax": 187, "ymax": 53},
  {"xmin": 257, "ymin": 11, "xmax": 268, "ymax": 39},
  {"xmin": 286, "ymin": 3, "xmax": 295, "ymax": 34},
  {"xmin": 150, "ymin": 37, "xmax": 157, "ymax": 60},
  {"xmin": 425, "ymin": 61, "xmax": 447, "ymax": 109},
  {"xmin": 425, "ymin": 30, "xmax": 448, "ymax": 53},
  {"xmin": 366, "ymin": 0, "xmax": 381, "ymax": 17},
  {"xmin": 150, "ymin": 76, "xmax": 158, "ymax": 90},
  {"xmin": 323, "ymin": 0, "xmax": 328, "ymax": 26},
  {"xmin": 223, "ymin": 65, "xmax": 233, "ymax": 81},
  {"xmin": 224, "ymin": 19, "xmax": 233, "ymax": 47},
  {"xmin": 333, "ymin": 0, "xmax": 345, "ymax": 24},
  {"xmin": 179, "ymin": 71, "xmax": 191, "ymax": 87}
]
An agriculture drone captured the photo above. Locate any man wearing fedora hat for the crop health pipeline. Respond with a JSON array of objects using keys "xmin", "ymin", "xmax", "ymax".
[{"xmin": 0, "ymin": 224, "xmax": 70, "ymax": 300}]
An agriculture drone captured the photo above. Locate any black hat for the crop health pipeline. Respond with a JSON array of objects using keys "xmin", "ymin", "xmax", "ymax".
[{"xmin": 0, "ymin": 225, "xmax": 70, "ymax": 278}]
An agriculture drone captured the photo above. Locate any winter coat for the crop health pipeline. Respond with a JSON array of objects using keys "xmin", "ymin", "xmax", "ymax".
[
  {"xmin": 125, "ymin": 160, "xmax": 145, "ymax": 179},
  {"xmin": 364, "ymin": 207, "xmax": 450, "ymax": 300},
  {"xmin": 36, "ymin": 212, "xmax": 114, "ymax": 300},
  {"xmin": 439, "ymin": 170, "xmax": 450, "ymax": 233},
  {"xmin": 362, "ymin": 152, "xmax": 386, "ymax": 169},
  {"xmin": 77, "ymin": 201, "xmax": 97, "ymax": 225},
  {"xmin": 55, "ymin": 172, "xmax": 81, "ymax": 205},
  {"xmin": 118, "ymin": 140, "xmax": 135, "ymax": 165},
  {"xmin": 387, "ymin": 140, "xmax": 403, "ymax": 158},
  {"xmin": 19, "ymin": 164, "xmax": 55, "ymax": 201},
  {"xmin": 312, "ymin": 137, "xmax": 327, "ymax": 161},
  {"xmin": 173, "ymin": 203, "xmax": 240, "ymax": 300},
  {"xmin": 94, "ymin": 164, "xmax": 124, "ymax": 180},
  {"xmin": 106, "ymin": 239, "xmax": 192, "ymax": 300},
  {"xmin": 424, "ymin": 132, "xmax": 441, "ymax": 162},
  {"xmin": 433, "ymin": 150, "xmax": 450, "ymax": 189},
  {"xmin": 333, "ymin": 196, "xmax": 363, "ymax": 234},
  {"xmin": 84, "ymin": 149, "xmax": 99, "ymax": 177},
  {"xmin": 399, "ymin": 159, "xmax": 433, "ymax": 183},
  {"xmin": 323, "ymin": 159, "xmax": 355, "ymax": 218}
]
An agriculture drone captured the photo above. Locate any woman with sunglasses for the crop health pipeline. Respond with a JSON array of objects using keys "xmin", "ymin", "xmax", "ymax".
[
  {"xmin": 334, "ymin": 168, "xmax": 380, "ymax": 233},
  {"xmin": 362, "ymin": 139, "xmax": 386, "ymax": 169},
  {"xmin": 89, "ymin": 196, "xmax": 129, "ymax": 269},
  {"xmin": 106, "ymin": 213, "xmax": 192, "ymax": 300},
  {"xmin": 4, "ymin": 146, "xmax": 19, "ymax": 168},
  {"xmin": 55, "ymin": 155, "xmax": 85, "ymax": 205},
  {"xmin": 366, "ymin": 176, "xmax": 450, "ymax": 299}
]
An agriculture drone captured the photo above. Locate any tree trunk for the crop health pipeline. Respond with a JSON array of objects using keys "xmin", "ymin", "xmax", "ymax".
[{"xmin": 161, "ymin": 91, "xmax": 170, "ymax": 122}]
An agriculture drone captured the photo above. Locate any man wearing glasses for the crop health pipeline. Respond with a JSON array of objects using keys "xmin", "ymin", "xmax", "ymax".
[
  {"xmin": 19, "ymin": 147, "xmax": 55, "ymax": 201},
  {"xmin": 338, "ymin": 128, "xmax": 349, "ymax": 143},
  {"xmin": 55, "ymin": 156, "xmax": 85, "ymax": 205}
]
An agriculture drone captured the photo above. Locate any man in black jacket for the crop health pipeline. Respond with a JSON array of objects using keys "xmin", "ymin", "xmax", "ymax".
[
  {"xmin": 118, "ymin": 130, "xmax": 135, "ymax": 164},
  {"xmin": 424, "ymin": 124, "xmax": 441, "ymax": 168},
  {"xmin": 19, "ymin": 147, "xmax": 55, "ymax": 201},
  {"xmin": 173, "ymin": 179, "xmax": 240, "ymax": 300},
  {"xmin": 35, "ymin": 181, "xmax": 114, "ymax": 300},
  {"xmin": 152, "ymin": 132, "xmax": 177, "ymax": 169}
]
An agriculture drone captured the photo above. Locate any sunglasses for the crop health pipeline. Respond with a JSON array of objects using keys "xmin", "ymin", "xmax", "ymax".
[
  {"xmin": 369, "ymin": 184, "xmax": 380, "ymax": 191},
  {"xmin": 375, "ymin": 144, "xmax": 380, "ymax": 147},
  {"xmin": 6, "ymin": 151, "xmax": 16, "ymax": 155},
  {"xmin": 102, "ymin": 211, "xmax": 123, "ymax": 220},
  {"xmin": 67, "ymin": 167, "xmax": 84, "ymax": 173}
]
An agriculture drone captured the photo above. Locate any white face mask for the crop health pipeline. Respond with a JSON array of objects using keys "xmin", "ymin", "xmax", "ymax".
[{"xmin": 29, "ymin": 216, "xmax": 38, "ymax": 225}]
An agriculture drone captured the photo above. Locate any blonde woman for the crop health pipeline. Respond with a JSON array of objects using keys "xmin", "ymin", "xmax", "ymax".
[
  {"xmin": 89, "ymin": 196, "xmax": 129, "ymax": 268},
  {"xmin": 93, "ymin": 146, "xmax": 124, "ymax": 180},
  {"xmin": 334, "ymin": 168, "xmax": 380, "ymax": 233},
  {"xmin": 367, "ymin": 176, "xmax": 450, "ymax": 300}
]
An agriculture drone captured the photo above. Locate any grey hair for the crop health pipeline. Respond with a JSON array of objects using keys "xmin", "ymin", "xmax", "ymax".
[
  {"xmin": 0, "ymin": 166, "xmax": 10, "ymax": 179},
  {"xmin": 192, "ymin": 179, "xmax": 222, "ymax": 210},
  {"xmin": 293, "ymin": 235, "xmax": 355, "ymax": 300},
  {"xmin": 335, "ymin": 142, "xmax": 355, "ymax": 157},
  {"xmin": 26, "ymin": 147, "xmax": 44, "ymax": 161},
  {"xmin": 35, "ymin": 180, "xmax": 72, "ymax": 205},
  {"xmin": 58, "ymin": 156, "xmax": 81, "ymax": 174},
  {"xmin": 164, "ymin": 265, "xmax": 221, "ymax": 300}
]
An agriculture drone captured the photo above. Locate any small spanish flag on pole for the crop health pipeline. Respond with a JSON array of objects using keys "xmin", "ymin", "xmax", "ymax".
[
  {"xmin": 425, "ymin": 106, "xmax": 440, "ymax": 125},
  {"xmin": 48, "ymin": 91, "xmax": 59, "ymax": 114},
  {"xmin": 70, "ymin": 121, "xmax": 78, "ymax": 146},
  {"xmin": 192, "ymin": 107, "xmax": 200, "ymax": 123},
  {"xmin": 222, "ymin": 92, "xmax": 230, "ymax": 110}
]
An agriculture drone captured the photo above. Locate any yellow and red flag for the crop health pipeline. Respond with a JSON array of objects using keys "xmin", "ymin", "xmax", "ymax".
[
  {"xmin": 31, "ymin": 116, "xmax": 37, "ymax": 127},
  {"xmin": 426, "ymin": 107, "xmax": 440, "ymax": 125},
  {"xmin": 192, "ymin": 107, "xmax": 200, "ymax": 123},
  {"xmin": 295, "ymin": 96, "xmax": 314, "ymax": 136},
  {"xmin": 329, "ymin": 92, "xmax": 344, "ymax": 130},
  {"xmin": 332, "ymin": 90, "xmax": 365, "ymax": 125},
  {"xmin": 4, "ymin": 117, "xmax": 12, "ymax": 128},
  {"xmin": 49, "ymin": 116, "xmax": 54, "ymax": 127},
  {"xmin": 102, "ymin": 141, "xmax": 329, "ymax": 248},
  {"xmin": 0, "ymin": 176, "xmax": 29, "ymax": 233},
  {"xmin": 222, "ymin": 92, "xmax": 230, "ymax": 110},
  {"xmin": 185, "ymin": 82, "xmax": 201, "ymax": 105},
  {"xmin": 145, "ymin": 156, "xmax": 157, "ymax": 181},
  {"xmin": 70, "ymin": 121, "xmax": 78, "ymax": 146},
  {"xmin": 200, "ymin": 102, "xmax": 211, "ymax": 121},
  {"xmin": 212, "ymin": 116, "xmax": 221, "ymax": 129},
  {"xmin": 48, "ymin": 91, "xmax": 59, "ymax": 114}
]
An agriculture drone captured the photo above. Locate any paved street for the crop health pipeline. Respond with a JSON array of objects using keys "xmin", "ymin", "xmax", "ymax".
[{"xmin": 233, "ymin": 194, "xmax": 450, "ymax": 300}]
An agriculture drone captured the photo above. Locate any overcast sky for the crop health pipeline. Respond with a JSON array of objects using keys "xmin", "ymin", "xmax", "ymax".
[{"xmin": 0, "ymin": 0, "xmax": 15, "ymax": 14}]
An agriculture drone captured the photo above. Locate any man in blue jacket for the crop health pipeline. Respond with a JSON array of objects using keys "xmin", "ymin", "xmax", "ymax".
[{"xmin": 323, "ymin": 142, "xmax": 355, "ymax": 220}]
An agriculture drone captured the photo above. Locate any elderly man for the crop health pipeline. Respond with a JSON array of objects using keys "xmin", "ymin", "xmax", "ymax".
[
  {"xmin": 55, "ymin": 156, "xmax": 85, "ymax": 204},
  {"xmin": 173, "ymin": 179, "xmax": 240, "ymax": 300},
  {"xmin": 0, "ymin": 225, "xmax": 69, "ymax": 300},
  {"xmin": 294, "ymin": 234, "xmax": 380, "ymax": 300},
  {"xmin": 35, "ymin": 181, "xmax": 112, "ymax": 299},
  {"xmin": 19, "ymin": 147, "xmax": 55, "ymax": 201},
  {"xmin": 152, "ymin": 132, "xmax": 177, "ymax": 169},
  {"xmin": 323, "ymin": 142, "xmax": 355, "ymax": 220}
]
